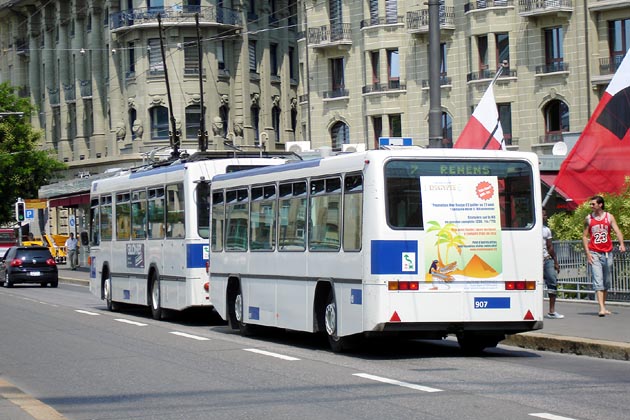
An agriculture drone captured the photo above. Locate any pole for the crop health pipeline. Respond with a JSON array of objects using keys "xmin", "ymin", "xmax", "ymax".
[
  {"xmin": 427, "ymin": 0, "xmax": 442, "ymax": 148},
  {"xmin": 195, "ymin": 13, "xmax": 208, "ymax": 152},
  {"xmin": 157, "ymin": 14, "xmax": 180, "ymax": 158}
]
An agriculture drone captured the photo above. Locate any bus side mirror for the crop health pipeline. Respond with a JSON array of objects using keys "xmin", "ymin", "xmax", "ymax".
[{"xmin": 80, "ymin": 231, "xmax": 89, "ymax": 246}]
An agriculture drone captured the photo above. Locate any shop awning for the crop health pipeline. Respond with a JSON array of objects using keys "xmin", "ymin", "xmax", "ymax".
[{"xmin": 49, "ymin": 193, "xmax": 91, "ymax": 208}]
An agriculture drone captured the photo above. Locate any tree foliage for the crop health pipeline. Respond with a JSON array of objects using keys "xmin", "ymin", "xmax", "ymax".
[
  {"xmin": 548, "ymin": 180, "xmax": 630, "ymax": 241},
  {"xmin": 0, "ymin": 83, "xmax": 66, "ymax": 225}
]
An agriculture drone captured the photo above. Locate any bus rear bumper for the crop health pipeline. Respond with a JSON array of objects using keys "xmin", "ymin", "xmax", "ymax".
[{"xmin": 372, "ymin": 320, "xmax": 543, "ymax": 337}]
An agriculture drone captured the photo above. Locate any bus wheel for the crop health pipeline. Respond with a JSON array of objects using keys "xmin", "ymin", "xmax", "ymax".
[
  {"xmin": 232, "ymin": 285, "xmax": 254, "ymax": 336},
  {"xmin": 150, "ymin": 274, "xmax": 163, "ymax": 320},
  {"xmin": 324, "ymin": 291, "xmax": 353, "ymax": 353},
  {"xmin": 104, "ymin": 276, "xmax": 118, "ymax": 312},
  {"xmin": 456, "ymin": 333, "xmax": 502, "ymax": 355}
]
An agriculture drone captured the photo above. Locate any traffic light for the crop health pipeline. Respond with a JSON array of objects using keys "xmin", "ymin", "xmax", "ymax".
[{"xmin": 15, "ymin": 201, "xmax": 25, "ymax": 222}]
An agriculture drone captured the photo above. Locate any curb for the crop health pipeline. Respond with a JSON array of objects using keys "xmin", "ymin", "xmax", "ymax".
[
  {"xmin": 59, "ymin": 277, "xmax": 90, "ymax": 287},
  {"xmin": 503, "ymin": 332, "xmax": 630, "ymax": 361}
]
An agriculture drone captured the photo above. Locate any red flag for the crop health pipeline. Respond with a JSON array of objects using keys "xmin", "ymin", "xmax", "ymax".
[
  {"xmin": 555, "ymin": 51, "xmax": 630, "ymax": 204},
  {"xmin": 454, "ymin": 84, "xmax": 505, "ymax": 150}
]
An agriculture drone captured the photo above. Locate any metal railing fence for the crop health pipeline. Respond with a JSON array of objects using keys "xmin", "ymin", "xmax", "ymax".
[{"xmin": 553, "ymin": 240, "xmax": 630, "ymax": 302}]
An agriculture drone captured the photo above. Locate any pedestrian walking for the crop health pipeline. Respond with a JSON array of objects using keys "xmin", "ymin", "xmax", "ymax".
[
  {"xmin": 583, "ymin": 195, "xmax": 625, "ymax": 317},
  {"xmin": 65, "ymin": 232, "xmax": 79, "ymax": 270},
  {"xmin": 543, "ymin": 210, "xmax": 563, "ymax": 319}
]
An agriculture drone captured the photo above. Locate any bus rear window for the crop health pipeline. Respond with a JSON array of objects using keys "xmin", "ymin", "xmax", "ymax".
[{"xmin": 385, "ymin": 159, "xmax": 534, "ymax": 230}]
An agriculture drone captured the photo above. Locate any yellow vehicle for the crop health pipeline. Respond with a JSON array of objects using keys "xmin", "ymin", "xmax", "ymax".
[{"xmin": 23, "ymin": 234, "xmax": 68, "ymax": 264}]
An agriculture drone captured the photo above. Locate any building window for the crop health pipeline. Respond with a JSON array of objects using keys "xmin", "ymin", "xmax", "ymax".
[
  {"xmin": 272, "ymin": 106, "xmax": 281, "ymax": 142},
  {"xmin": 148, "ymin": 0, "xmax": 164, "ymax": 12},
  {"xmin": 148, "ymin": 39, "xmax": 163, "ymax": 75},
  {"xmin": 219, "ymin": 105, "xmax": 229, "ymax": 138},
  {"xmin": 248, "ymin": 0, "xmax": 257, "ymax": 21},
  {"xmin": 270, "ymin": 43, "xmax": 279, "ymax": 76},
  {"xmin": 370, "ymin": 51, "xmax": 379, "ymax": 84},
  {"xmin": 249, "ymin": 40, "xmax": 258, "ymax": 73},
  {"xmin": 331, "ymin": 121, "xmax": 349, "ymax": 150},
  {"xmin": 544, "ymin": 99, "xmax": 569, "ymax": 141},
  {"xmin": 440, "ymin": 43, "xmax": 447, "ymax": 75},
  {"xmin": 387, "ymin": 49, "xmax": 400, "ymax": 88},
  {"xmin": 186, "ymin": 105, "xmax": 201, "ymax": 139},
  {"xmin": 331, "ymin": 57, "xmax": 344, "ymax": 91},
  {"xmin": 609, "ymin": 19, "xmax": 630, "ymax": 71},
  {"xmin": 441, "ymin": 112, "xmax": 452, "ymax": 148},
  {"xmin": 127, "ymin": 42, "xmax": 135, "ymax": 78},
  {"xmin": 496, "ymin": 33, "xmax": 509, "ymax": 67},
  {"xmin": 389, "ymin": 114, "xmax": 401, "ymax": 137},
  {"xmin": 184, "ymin": 37, "xmax": 199, "ymax": 75},
  {"xmin": 385, "ymin": 0, "xmax": 398, "ymax": 24},
  {"xmin": 129, "ymin": 108, "xmax": 137, "ymax": 140},
  {"xmin": 217, "ymin": 41, "xmax": 226, "ymax": 71},
  {"xmin": 251, "ymin": 105, "xmax": 260, "ymax": 142},
  {"xmin": 291, "ymin": 108, "xmax": 297, "ymax": 140},
  {"xmin": 369, "ymin": 0, "xmax": 378, "ymax": 24},
  {"xmin": 150, "ymin": 106, "xmax": 169, "ymax": 139},
  {"xmin": 498, "ymin": 103, "xmax": 512, "ymax": 145},
  {"xmin": 184, "ymin": 0, "xmax": 201, "ymax": 13},
  {"xmin": 544, "ymin": 27, "xmax": 564, "ymax": 72},
  {"xmin": 372, "ymin": 116, "xmax": 382, "ymax": 149},
  {"xmin": 478, "ymin": 35, "xmax": 488, "ymax": 71},
  {"xmin": 289, "ymin": 47, "xmax": 296, "ymax": 81}
]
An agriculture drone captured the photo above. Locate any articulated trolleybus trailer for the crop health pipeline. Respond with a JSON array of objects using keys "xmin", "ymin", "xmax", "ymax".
[
  {"xmin": 209, "ymin": 148, "xmax": 544, "ymax": 352},
  {"xmin": 89, "ymin": 153, "xmax": 290, "ymax": 319}
]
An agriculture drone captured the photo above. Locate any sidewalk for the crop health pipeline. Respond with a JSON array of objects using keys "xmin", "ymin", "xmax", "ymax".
[{"xmin": 56, "ymin": 267, "xmax": 630, "ymax": 361}]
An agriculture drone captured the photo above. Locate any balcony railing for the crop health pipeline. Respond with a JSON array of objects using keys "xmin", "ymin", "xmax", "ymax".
[
  {"xmin": 64, "ymin": 84, "xmax": 76, "ymax": 102},
  {"xmin": 308, "ymin": 23, "xmax": 352, "ymax": 46},
  {"xmin": 536, "ymin": 61, "xmax": 569, "ymax": 74},
  {"xmin": 539, "ymin": 132, "xmax": 564, "ymax": 143},
  {"xmin": 407, "ymin": 7, "xmax": 455, "ymax": 32},
  {"xmin": 599, "ymin": 55, "xmax": 625, "ymax": 75},
  {"xmin": 48, "ymin": 88, "xmax": 60, "ymax": 106},
  {"xmin": 465, "ymin": 0, "xmax": 513, "ymax": 12},
  {"xmin": 299, "ymin": 93, "xmax": 309, "ymax": 104},
  {"xmin": 110, "ymin": 6, "xmax": 241, "ymax": 30},
  {"xmin": 360, "ymin": 15, "xmax": 404, "ymax": 28},
  {"xmin": 467, "ymin": 68, "xmax": 517, "ymax": 81},
  {"xmin": 362, "ymin": 80, "xmax": 406, "ymax": 93},
  {"xmin": 323, "ymin": 88, "xmax": 349, "ymax": 99},
  {"xmin": 421, "ymin": 75, "xmax": 452, "ymax": 88},
  {"xmin": 518, "ymin": 0, "xmax": 573, "ymax": 16},
  {"xmin": 80, "ymin": 80, "xmax": 92, "ymax": 98}
]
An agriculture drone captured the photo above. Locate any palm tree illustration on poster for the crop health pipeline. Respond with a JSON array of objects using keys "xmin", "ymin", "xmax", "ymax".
[{"xmin": 421, "ymin": 176, "xmax": 503, "ymax": 290}]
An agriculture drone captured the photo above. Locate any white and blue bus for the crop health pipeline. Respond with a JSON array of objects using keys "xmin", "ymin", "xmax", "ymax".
[
  {"xmin": 88, "ymin": 153, "xmax": 291, "ymax": 319},
  {"xmin": 209, "ymin": 148, "xmax": 544, "ymax": 352}
]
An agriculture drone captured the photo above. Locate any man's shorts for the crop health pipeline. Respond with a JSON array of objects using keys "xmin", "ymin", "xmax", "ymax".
[
  {"xmin": 543, "ymin": 258, "xmax": 558, "ymax": 294},
  {"xmin": 590, "ymin": 251, "xmax": 613, "ymax": 291}
]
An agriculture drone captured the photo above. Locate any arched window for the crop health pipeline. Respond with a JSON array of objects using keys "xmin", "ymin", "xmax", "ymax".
[
  {"xmin": 251, "ymin": 105, "xmax": 260, "ymax": 143},
  {"xmin": 150, "ymin": 106, "xmax": 169, "ymax": 139},
  {"xmin": 272, "ymin": 106, "xmax": 281, "ymax": 142},
  {"xmin": 544, "ymin": 99, "xmax": 569, "ymax": 142},
  {"xmin": 330, "ymin": 121, "xmax": 349, "ymax": 151},
  {"xmin": 219, "ymin": 105, "xmax": 229, "ymax": 138},
  {"xmin": 185, "ymin": 105, "xmax": 201, "ymax": 139},
  {"xmin": 441, "ymin": 112, "xmax": 453, "ymax": 148}
]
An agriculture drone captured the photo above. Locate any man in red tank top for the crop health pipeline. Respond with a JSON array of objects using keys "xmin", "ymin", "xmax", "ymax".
[{"xmin": 582, "ymin": 195, "xmax": 626, "ymax": 317}]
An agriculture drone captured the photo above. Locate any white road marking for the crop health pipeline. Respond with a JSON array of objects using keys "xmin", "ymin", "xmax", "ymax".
[
  {"xmin": 243, "ymin": 348, "xmax": 300, "ymax": 361},
  {"xmin": 114, "ymin": 318, "xmax": 148, "ymax": 326},
  {"xmin": 530, "ymin": 413, "xmax": 578, "ymax": 420},
  {"xmin": 75, "ymin": 310, "xmax": 99, "ymax": 316},
  {"xmin": 169, "ymin": 331, "xmax": 210, "ymax": 341},
  {"xmin": 353, "ymin": 373, "xmax": 443, "ymax": 393}
]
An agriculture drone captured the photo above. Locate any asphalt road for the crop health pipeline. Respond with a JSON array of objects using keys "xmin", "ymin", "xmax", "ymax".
[{"xmin": 1, "ymin": 283, "xmax": 629, "ymax": 420}]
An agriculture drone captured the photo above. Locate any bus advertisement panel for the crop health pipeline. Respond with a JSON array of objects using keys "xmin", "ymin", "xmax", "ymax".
[{"xmin": 209, "ymin": 149, "xmax": 544, "ymax": 353}]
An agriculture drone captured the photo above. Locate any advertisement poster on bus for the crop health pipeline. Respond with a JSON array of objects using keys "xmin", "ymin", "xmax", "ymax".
[{"xmin": 421, "ymin": 176, "xmax": 502, "ymax": 290}]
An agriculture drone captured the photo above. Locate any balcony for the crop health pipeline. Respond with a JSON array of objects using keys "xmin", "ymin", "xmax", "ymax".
[
  {"xmin": 110, "ymin": 6, "xmax": 242, "ymax": 32},
  {"xmin": 535, "ymin": 61, "xmax": 569, "ymax": 75},
  {"xmin": 299, "ymin": 93, "xmax": 309, "ymax": 104},
  {"xmin": 518, "ymin": 0, "xmax": 573, "ymax": 18},
  {"xmin": 15, "ymin": 38, "xmax": 29, "ymax": 55},
  {"xmin": 465, "ymin": 0, "xmax": 514, "ymax": 12},
  {"xmin": 64, "ymin": 84, "xmax": 76, "ymax": 103},
  {"xmin": 362, "ymin": 80, "xmax": 406, "ymax": 94},
  {"xmin": 538, "ymin": 132, "xmax": 564, "ymax": 144},
  {"xmin": 406, "ymin": 8, "xmax": 455, "ymax": 34},
  {"xmin": 467, "ymin": 68, "xmax": 517, "ymax": 82},
  {"xmin": 80, "ymin": 80, "xmax": 92, "ymax": 98},
  {"xmin": 588, "ymin": 0, "xmax": 629, "ymax": 12},
  {"xmin": 421, "ymin": 75, "xmax": 453, "ymax": 89},
  {"xmin": 48, "ymin": 88, "xmax": 60, "ymax": 107},
  {"xmin": 360, "ymin": 15, "xmax": 404, "ymax": 29},
  {"xmin": 323, "ymin": 88, "xmax": 349, "ymax": 100},
  {"xmin": 591, "ymin": 55, "xmax": 624, "ymax": 85},
  {"xmin": 308, "ymin": 24, "xmax": 352, "ymax": 50}
]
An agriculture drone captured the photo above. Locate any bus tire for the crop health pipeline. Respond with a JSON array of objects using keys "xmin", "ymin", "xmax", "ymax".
[
  {"xmin": 104, "ymin": 274, "xmax": 118, "ymax": 312},
  {"xmin": 456, "ymin": 333, "xmax": 502, "ymax": 355},
  {"xmin": 323, "ymin": 291, "xmax": 354, "ymax": 353},
  {"xmin": 230, "ymin": 283, "xmax": 254, "ymax": 336},
  {"xmin": 150, "ymin": 274, "xmax": 163, "ymax": 320}
]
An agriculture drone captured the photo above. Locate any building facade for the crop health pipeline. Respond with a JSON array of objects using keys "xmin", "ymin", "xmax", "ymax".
[{"xmin": 0, "ymin": 0, "xmax": 628, "ymax": 172}]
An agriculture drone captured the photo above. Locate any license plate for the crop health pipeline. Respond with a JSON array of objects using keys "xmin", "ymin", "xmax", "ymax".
[{"xmin": 29, "ymin": 271, "xmax": 41, "ymax": 277}]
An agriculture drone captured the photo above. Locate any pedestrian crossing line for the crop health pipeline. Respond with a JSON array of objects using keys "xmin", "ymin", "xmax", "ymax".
[
  {"xmin": 75, "ymin": 309, "xmax": 99, "ymax": 316},
  {"xmin": 114, "ymin": 318, "xmax": 148, "ymax": 326},
  {"xmin": 529, "ymin": 413, "xmax": 577, "ymax": 420},
  {"xmin": 353, "ymin": 373, "xmax": 443, "ymax": 393},
  {"xmin": 243, "ymin": 348, "xmax": 300, "ymax": 361},
  {"xmin": 169, "ymin": 331, "xmax": 210, "ymax": 341}
]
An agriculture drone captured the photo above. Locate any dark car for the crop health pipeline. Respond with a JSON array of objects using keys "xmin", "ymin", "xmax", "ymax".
[{"xmin": 1, "ymin": 246, "xmax": 59, "ymax": 288}]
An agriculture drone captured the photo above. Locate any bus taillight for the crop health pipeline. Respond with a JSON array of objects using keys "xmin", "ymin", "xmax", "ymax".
[
  {"xmin": 505, "ymin": 281, "xmax": 536, "ymax": 290},
  {"xmin": 204, "ymin": 282, "xmax": 209, "ymax": 292},
  {"xmin": 388, "ymin": 280, "xmax": 419, "ymax": 291}
]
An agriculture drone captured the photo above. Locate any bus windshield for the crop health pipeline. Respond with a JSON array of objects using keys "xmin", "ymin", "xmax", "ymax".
[{"xmin": 385, "ymin": 159, "xmax": 534, "ymax": 230}]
